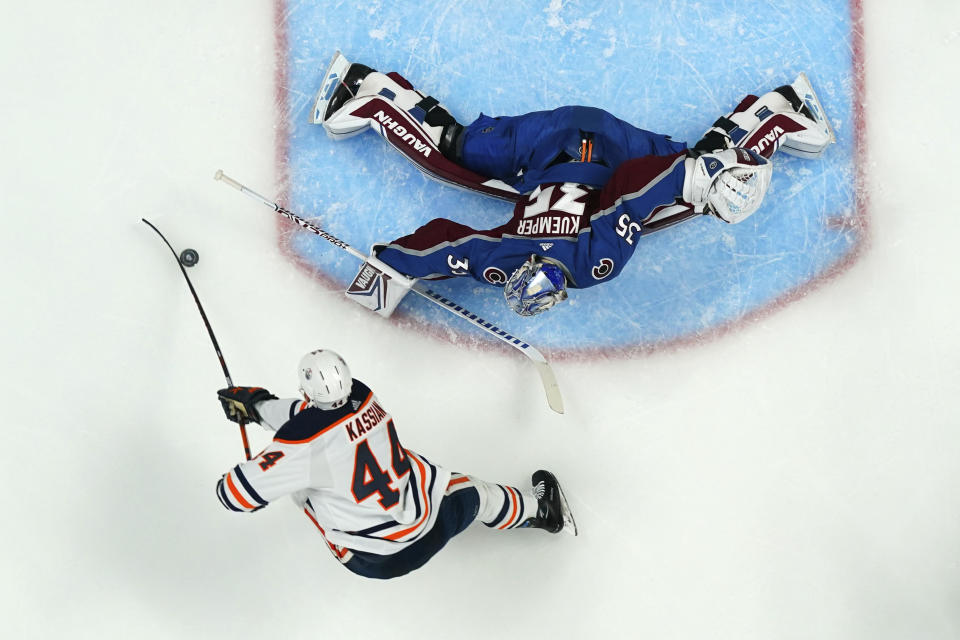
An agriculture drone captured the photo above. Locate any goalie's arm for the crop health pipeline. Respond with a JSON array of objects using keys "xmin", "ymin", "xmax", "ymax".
[{"xmin": 375, "ymin": 218, "xmax": 505, "ymax": 281}]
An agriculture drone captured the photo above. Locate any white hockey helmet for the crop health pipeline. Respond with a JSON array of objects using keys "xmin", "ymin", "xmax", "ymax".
[
  {"xmin": 503, "ymin": 255, "xmax": 568, "ymax": 316},
  {"xmin": 298, "ymin": 349, "xmax": 352, "ymax": 409},
  {"xmin": 684, "ymin": 147, "xmax": 773, "ymax": 224}
]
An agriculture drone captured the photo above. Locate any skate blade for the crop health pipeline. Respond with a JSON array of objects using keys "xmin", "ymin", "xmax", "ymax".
[
  {"xmin": 555, "ymin": 478, "xmax": 578, "ymax": 537},
  {"xmin": 310, "ymin": 50, "xmax": 352, "ymax": 125},
  {"xmin": 791, "ymin": 72, "xmax": 836, "ymax": 145}
]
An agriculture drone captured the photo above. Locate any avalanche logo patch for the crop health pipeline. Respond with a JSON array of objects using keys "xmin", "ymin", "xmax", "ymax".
[
  {"xmin": 483, "ymin": 266, "xmax": 508, "ymax": 285},
  {"xmin": 277, "ymin": 0, "xmax": 865, "ymax": 354},
  {"xmin": 592, "ymin": 258, "xmax": 614, "ymax": 280}
]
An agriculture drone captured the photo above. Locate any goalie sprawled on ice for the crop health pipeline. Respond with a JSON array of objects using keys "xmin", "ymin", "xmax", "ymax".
[{"xmin": 315, "ymin": 52, "xmax": 835, "ymax": 317}]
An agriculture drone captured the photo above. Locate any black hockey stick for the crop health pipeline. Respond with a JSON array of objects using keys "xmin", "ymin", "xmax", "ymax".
[
  {"xmin": 142, "ymin": 218, "xmax": 253, "ymax": 460},
  {"xmin": 213, "ymin": 170, "xmax": 564, "ymax": 414}
]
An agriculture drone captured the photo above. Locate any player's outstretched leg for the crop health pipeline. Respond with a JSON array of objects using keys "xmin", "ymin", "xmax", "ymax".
[
  {"xmin": 691, "ymin": 73, "xmax": 835, "ymax": 160},
  {"xmin": 468, "ymin": 470, "xmax": 577, "ymax": 536}
]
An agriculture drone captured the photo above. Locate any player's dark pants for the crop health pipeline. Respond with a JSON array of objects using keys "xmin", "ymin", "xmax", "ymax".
[{"xmin": 344, "ymin": 488, "xmax": 480, "ymax": 579}]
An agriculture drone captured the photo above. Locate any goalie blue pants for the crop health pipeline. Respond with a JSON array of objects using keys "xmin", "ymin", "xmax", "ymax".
[{"xmin": 458, "ymin": 105, "xmax": 689, "ymax": 193}]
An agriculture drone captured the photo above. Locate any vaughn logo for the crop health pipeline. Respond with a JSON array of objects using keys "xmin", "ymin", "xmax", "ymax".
[
  {"xmin": 750, "ymin": 125, "xmax": 785, "ymax": 156},
  {"xmin": 373, "ymin": 110, "xmax": 432, "ymax": 157},
  {"xmin": 348, "ymin": 263, "xmax": 381, "ymax": 292}
]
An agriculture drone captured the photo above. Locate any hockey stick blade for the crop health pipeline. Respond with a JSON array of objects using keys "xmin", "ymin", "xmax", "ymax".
[
  {"xmin": 214, "ymin": 170, "xmax": 564, "ymax": 414},
  {"xmin": 411, "ymin": 285, "xmax": 563, "ymax": 414}
]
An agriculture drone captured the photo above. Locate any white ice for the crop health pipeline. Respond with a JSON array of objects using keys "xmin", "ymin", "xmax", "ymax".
[{"xmin": 3, "ymin": 2, "xmax": 960, "ymax": 639}]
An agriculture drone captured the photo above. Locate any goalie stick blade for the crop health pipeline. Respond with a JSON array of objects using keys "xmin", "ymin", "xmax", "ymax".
[
  {"xmin": 411, "ymin": 284, "xmax": 564, "ymax": 414},
  {"xmin": 532, "ymin": 359, "xmax": 564, "ymax": 415}
]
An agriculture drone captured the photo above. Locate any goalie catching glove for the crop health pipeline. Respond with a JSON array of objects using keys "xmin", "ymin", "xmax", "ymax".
[
  {"xmin": 682, "ymin": 147, "xmax": 772, "ymax": 224},
  {"xmin": 217, "ymin": 386, "xmax": 277, "ymax": 424}
]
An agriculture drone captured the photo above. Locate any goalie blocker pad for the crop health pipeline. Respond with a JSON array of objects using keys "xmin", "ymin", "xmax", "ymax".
[{"xmin": 345, "ymin": 258, "xmax": 416, "ymax": 317}]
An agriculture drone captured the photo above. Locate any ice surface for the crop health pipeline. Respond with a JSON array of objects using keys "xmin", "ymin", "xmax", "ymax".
[
  {"xmin": 283, "ymin": 0, "xmax": 859, "ymax": 352},
  {"xmin": 3, "ymin": 2, "xmax": 960, "ymax": 639}
]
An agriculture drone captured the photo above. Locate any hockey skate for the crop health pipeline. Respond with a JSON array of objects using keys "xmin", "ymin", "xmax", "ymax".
[
  {"xmin": 777, "ymin": 72, "xmax": 836, "ymax": 159},
  {"xmin": 525, "ymin": 470, "xmax": 578, "ymax": 536},
  {"xmin": 310, "ymin": 50, "xmax": 375, "ymax": 129}
]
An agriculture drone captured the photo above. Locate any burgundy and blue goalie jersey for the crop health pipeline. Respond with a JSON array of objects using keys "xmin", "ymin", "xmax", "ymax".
[
  {"xmin": 377, "ymin": 152, "xmax": 697, "ymax": 289},
  {"xmin": 216, "ymin": 379, "xmax": 451, "ymax": 556}
]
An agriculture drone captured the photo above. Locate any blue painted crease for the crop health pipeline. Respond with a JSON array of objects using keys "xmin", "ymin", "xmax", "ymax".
[{"xmin": 281, "ymin": 0, "xmax": 858, "ymax": 351}]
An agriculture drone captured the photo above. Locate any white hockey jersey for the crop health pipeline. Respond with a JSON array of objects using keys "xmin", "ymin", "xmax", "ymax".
[{"xmin": 216, "ymin": 380, "xmax": 451, "ymax": 557}]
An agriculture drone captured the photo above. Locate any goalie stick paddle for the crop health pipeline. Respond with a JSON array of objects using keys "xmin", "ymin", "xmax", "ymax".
[
  {"xmin": 213, "ymin": 170, "xmax": 564, "ymax": 414},
  {"xmin": 142, "ymin": 218, "xmax": 253, "ymax": 459}
]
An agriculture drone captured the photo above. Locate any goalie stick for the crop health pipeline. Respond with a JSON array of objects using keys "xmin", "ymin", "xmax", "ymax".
[
  {"xmin": 213, "ymin": 170, "xmax": 564, "ymax": 414},
  {"xmin": 142, "ymin": 218, "xmax": 253, "ymax": 460}
]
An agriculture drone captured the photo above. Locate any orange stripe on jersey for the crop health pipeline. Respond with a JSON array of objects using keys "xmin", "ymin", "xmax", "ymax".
[
  {"xmin": 303, "ymin": 508, "xmax": 350, "ymax": 559},
  {"xmin": 447, "ymin": 476, "xmax": 470, "ymax": 489},
  {"xmin": 274, "ymin": 391, "xmax": 374, "ymax": 444},
  {"xmin": 298, "ymin": 401, "xmax": 309, "ymax": 412},
  {"xmin": 225, "ymin": 473, "xmax": 255, "ymax": 510},
  {"xmin": 383, "ymin": 455, "xmax": 431, "ymax": 541},
  {"xmin": 498, "ymin": 487, "xmax": 519, "ymax": 530},
  {"xmin": 303, "ymin": 507, "xmax": 323, "ymax": 531}
]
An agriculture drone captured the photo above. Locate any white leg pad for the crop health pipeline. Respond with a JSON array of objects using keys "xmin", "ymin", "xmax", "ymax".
[
  {"xmin": 323, "ymin": 96, "xmax": 380, "ymax": 140},
  {"xmin": 323, "ymin": 71, "xmax": 448, "ymax": 144},
  {"xmin": 719, "ymin": 74, "xmax": 836, "ymax": 160}
]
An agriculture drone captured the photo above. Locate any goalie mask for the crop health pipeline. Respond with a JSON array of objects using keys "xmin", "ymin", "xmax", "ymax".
[
  {"xmin": 684, "ymin": 147, "xmax": 773, "ymax": 224},
  {"xmin": 298, "ymin": 349, "xmax": 352, "ymax": 409},
  {"xmin": 503, "ymin": 255, "xmax": 568, "ymax": 317}
]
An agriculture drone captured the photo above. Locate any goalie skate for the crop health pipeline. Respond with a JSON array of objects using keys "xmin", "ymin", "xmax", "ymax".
[
  {"xmin": 780, "ymin": 72, "xmax": 836, "ymax": 159},
  {"xmin": 311, "ymin": 50, "xmax": 353, "ymax": 125}
]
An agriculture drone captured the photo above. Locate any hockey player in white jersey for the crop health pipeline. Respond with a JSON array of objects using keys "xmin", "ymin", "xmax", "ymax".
[{"xmin": 215, "ymin": 349, "xmax": 576, "ymax": 579}]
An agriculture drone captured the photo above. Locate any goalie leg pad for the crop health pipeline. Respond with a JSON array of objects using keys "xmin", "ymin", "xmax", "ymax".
[
  {"xmin": 321, "ymin": 69, "xmax": 456, "ymax": 146},
  {"xmin": 696, "ymin": 74, "xmax": 835, "ymax": 160},
  {"xmin": 324, "ymin": 88, "xmax": 523, "ymax": 200}
]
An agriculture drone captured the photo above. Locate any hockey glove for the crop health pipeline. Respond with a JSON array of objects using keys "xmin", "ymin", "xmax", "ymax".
[{"xmin": 217, "ymin": 386, "xmax": 277, "ymax": 424}]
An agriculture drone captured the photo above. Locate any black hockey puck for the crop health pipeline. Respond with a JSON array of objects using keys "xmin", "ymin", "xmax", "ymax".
[{"xmin": 179, "ymin": 248, "xmax": 199, "ymax": 267}]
